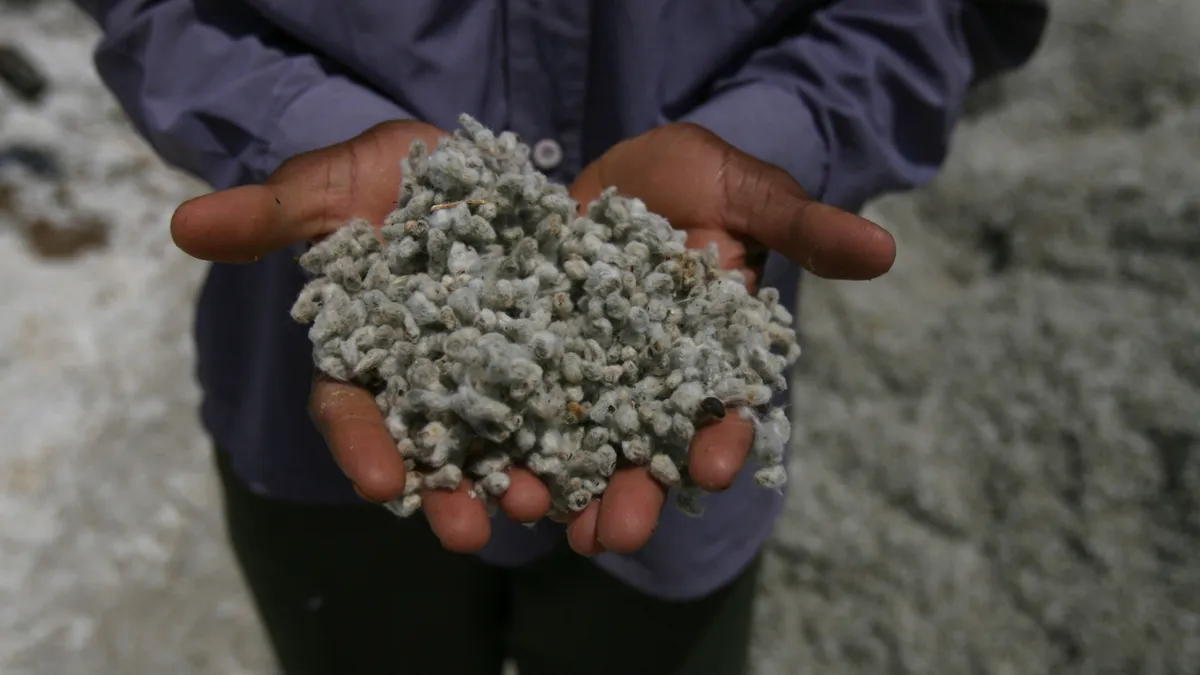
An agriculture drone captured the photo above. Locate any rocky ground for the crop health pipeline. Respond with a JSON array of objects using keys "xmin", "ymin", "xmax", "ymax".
[{"xmin": 0, "ymin": 1, "xmax": 1196, "ymax": 674}]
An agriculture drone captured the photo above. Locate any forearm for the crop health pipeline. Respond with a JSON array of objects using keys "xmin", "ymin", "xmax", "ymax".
[
  {"xmin": 681, "ymin": 0, "xmax": 1048, "ymax": 210},
  {"xmin": 74, "ymin": 0, "xmax": 411, "ymax": 189}
]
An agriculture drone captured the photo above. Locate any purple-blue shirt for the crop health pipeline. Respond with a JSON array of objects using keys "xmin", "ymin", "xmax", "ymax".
[{"xmin": 74, "ymin": 0, "xmax": 1046, "ymax": 599}]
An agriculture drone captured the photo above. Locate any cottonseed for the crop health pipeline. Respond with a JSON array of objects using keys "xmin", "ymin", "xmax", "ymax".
[{"xmin": 291, "ymin": 114, "xmax": 799, "ymax": 520}]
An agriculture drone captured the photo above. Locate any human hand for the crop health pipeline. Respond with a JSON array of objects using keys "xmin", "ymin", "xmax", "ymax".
[
  {"xmin": 170, "ymin": 120, "xmax": 558, "ymax": 552},
  {"xmin": 563, "ymin": 122, "xmax": 896, "ymax": 556}
]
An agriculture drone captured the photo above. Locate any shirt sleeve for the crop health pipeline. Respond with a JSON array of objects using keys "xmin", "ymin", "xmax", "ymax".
[
  {"xmin": 679, "ymin": 0, "xmax": 1049, "ymax": 210},
  {"xmin": 72, "ymin": 0, "xmax": 413, "ymax": 190}
]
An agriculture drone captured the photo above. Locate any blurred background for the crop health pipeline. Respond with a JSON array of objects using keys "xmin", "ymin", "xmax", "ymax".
[{"xmin": 1, "ymin": 1, "xmax": 1197, "ymax": 673}]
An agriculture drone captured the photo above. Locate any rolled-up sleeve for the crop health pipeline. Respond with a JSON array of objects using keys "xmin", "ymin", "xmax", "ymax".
[
  {"xmin": 73, "ymin": 0, "xmax": 412, "ymax": 189},
  {"xmin": 681, "ymin": 0, "xmax": 1048, "ymax": 209}
]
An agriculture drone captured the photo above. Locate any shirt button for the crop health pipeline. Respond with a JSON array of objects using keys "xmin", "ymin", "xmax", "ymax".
[{"xmin": 532, "ymin": 138, "xmax": 563, "ymax": 170}]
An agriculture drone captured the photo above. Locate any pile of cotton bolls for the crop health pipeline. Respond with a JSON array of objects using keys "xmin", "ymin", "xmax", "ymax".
[{"xmin": 291, "ymin": 114, "xmax": 800, "ymax": 520}]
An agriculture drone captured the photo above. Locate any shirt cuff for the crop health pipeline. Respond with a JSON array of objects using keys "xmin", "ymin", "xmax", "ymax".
[
  {"xmin": 678, "ymin": 81, "xmax": 831, "ymax": 201},
  {"xmin": 265, "ymin": 74, "xmax": 413, "ymax": 174}
]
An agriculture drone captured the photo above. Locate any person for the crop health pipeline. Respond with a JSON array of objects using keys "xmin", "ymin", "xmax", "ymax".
[{"xmin": 73, "ymin": 1, "xmax": 1048, "ymax": 673}]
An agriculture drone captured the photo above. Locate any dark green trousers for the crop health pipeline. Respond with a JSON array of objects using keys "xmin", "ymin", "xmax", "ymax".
[{"xmin": 215, "ymin": 448, "xmax": 761, "ymax": 675}]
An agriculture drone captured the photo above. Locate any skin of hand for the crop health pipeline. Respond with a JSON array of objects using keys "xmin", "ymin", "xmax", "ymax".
[{"xmin": 169, "ymin": 120, "xmax": 895, "ymax": 557}]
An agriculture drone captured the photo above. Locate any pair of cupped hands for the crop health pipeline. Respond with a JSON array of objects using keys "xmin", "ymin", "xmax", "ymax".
[{"xmin": 171, "ymin": 119, "xmax": 895, "ymax": 557}]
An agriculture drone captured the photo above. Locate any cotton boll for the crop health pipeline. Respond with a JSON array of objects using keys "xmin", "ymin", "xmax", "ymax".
[
  {"xmin": 754, "ymin": 465, "xmax": 788, "ymax": 491},
  {"xmin": 649, "ymin": 453, "xmax": 682, "ymax": 487},
  {"xmin": 424, "ymin": 464, "xmax": 462, "ymax": 490},
  {"xmin": 384, "ymin": 494, "xmax": 423, "ymax": 518},
  {"xmin": 480, "ymin": 472, "xmax": 511, "ymax": 497}
]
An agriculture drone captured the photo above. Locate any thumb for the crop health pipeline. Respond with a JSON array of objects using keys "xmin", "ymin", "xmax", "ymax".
[
  {"xmin": 171, "ymin": 142, "xmax": 365, "ymax": 264},
  {"xmin": 171, "ymin": 122, "xmax": 443, "ymax": 264},
  {"xmin": 719, "ymin": 154, "xmax": 897, "ymax": 280}
]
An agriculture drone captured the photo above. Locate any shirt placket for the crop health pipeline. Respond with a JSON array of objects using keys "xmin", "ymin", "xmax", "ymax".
[{"xmin": 504, "ymin": 0, "xmax": 592, "ymax": 183}]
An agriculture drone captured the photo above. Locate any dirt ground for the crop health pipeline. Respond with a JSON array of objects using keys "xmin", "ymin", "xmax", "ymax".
[{"xmin": 1, "ymin": 2, "xmax": 1197, "ymax": 674}]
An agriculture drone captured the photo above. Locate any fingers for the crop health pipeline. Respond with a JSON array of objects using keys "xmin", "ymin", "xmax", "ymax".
[
  {"xmin": 498, "ymin": 468, "xmax": 552, "ymax": 523},
  {"xmin": 566, "ymin": 501, "xmax": 605, "ymax": 557},
  {"xmin": 596, "ymin": 466, "xmax": 667, "ymax": 554},
  {"xmin": 422, "ymin": 480, "xmax": 492, "ymax": 553},
  {"xmin": 688, "ymin": 414, "xmax": 755, "ymax": 491},
  {"xmin": 309, "ymin": 378, "xmax": 549, "ymax": 553},
  {"xmin": 425, "ymin": 470, "xmax": 546, "ymax": 553},
  {"xmin": 719, "ymin": 154, "xmax": 897, "ymax": 281},
  {"xmin": 571, "ymin": 413, "xmax": 754, "ymax": 556},
  {"xmin": 309, "ymin": 375, "xmax": 407, "ymax": 503}
]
